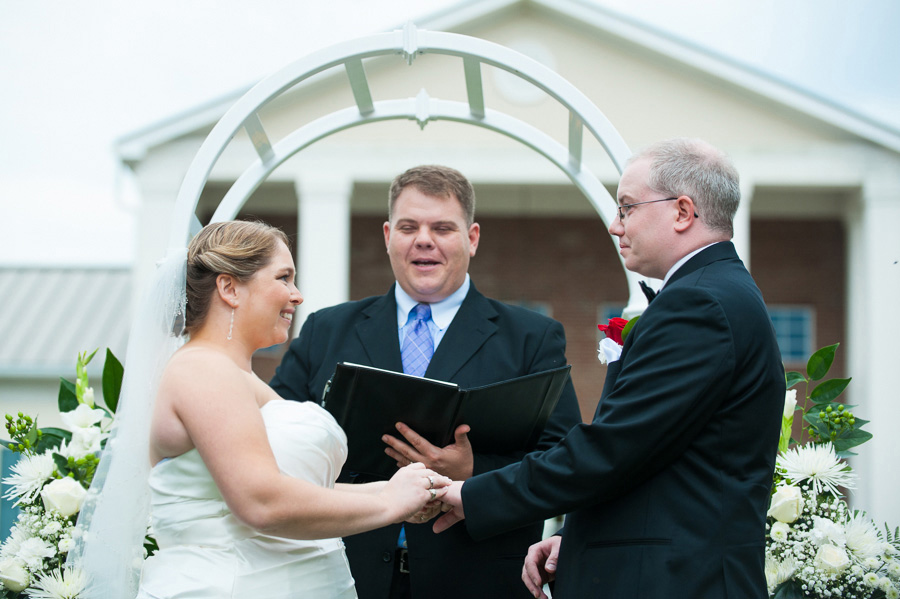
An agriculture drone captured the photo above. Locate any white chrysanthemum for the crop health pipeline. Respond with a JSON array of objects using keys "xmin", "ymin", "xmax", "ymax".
[
  {"xmin": 765, "ymin": 555, "xmax": 798, "ymax": 594},
  {"xmin": 864, "ymin": 572, "xmax": 881, "ymax": 587},
  {"xmin": 771, "ymin": 521, "xmax": 791, "ymax": 542},
  {"xmin": 2, "ymin": 452, "xmax": 55, "ymax": 505},
  {"xmin": 18, "ymin": 536, "xmax": 55, "ymax": 570},
  {"xmin": 57, "ymin": 536, "xmax": 74, "ymax": 553},
  {"xmin": 888, "ymin": 561, "xmax": 900, "ymax": 577},
  {"xmin": 887, "ymin": 586, "xmax": 899, "ymax": 599},
  {"xmin": 28, "ymin": 568, "xmax": 87, "ymax": 599},
  {"xmin": 864, "ymin": 557, "xmax": 883, "ymax": 570},
  {"xmin": 0, "ymin": 525, "xmax": 30, "ymax": 560},
  {"xmin": 776, "ymin": 443, "xmax": 856, "ymax": 497},
  {"xmin": 844, "ymin": 513, "xmax": 882, "ymax": 561}
]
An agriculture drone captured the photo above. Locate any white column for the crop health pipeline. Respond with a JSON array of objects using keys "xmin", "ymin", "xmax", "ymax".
[
  {"xmin": 733, "ymin": 178, "xmax": 753, "ymax": 271},
  {"xmin": 130, "ymin": 139, "xmax": 200, "ymax": 314},
  {"xmin": 848, "ymin": 160, "xmax": 900, "ymax": 528},
  {"xmin": 295, "ymin": 175, "xmax": 353, "ymax": 329}
]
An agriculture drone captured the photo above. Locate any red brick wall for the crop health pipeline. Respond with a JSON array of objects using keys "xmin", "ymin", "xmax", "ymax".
[
  {"xmin": 253, "ymin": 213, "xmax": 846, "ymax": 423},
  {"xmin": 750, "ymin": 217, "xmax": 847, "ymax": 382},
  {"xmin": 349, "ymin": 215, "xmax": 847, "ymax": 422}
]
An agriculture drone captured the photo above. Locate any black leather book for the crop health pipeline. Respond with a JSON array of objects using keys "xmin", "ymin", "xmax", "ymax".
[{"xmin": 322, "ymin": 362, "xmax": 571, "ymax": 480}]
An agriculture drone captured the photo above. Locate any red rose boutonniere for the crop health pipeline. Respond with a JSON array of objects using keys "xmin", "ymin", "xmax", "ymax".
[
  {"xmin": 597, "ymin": 316, "xmax": 640, "ymax": 364},
  {"xmin": 598, "ymin": 317, "xmax": 629, "ymax": 346}
]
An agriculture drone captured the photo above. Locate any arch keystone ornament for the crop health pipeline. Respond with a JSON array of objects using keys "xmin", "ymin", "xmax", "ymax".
[{"xmin": 168, "ymin": 24, "xmax": 648, "ymax": 315}]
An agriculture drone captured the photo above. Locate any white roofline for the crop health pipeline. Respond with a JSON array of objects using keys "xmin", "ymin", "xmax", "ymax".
[{"xmin": 114, "ymin": 0, "xmax": 900, "ymax": 161}]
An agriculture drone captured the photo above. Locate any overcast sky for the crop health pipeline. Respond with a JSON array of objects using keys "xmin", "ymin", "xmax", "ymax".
[{"xmin": 2, "ymin": 0, "xmax": 898, "ymax": 265}]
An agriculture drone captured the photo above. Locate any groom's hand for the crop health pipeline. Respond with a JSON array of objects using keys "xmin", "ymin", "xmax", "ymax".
[
  {"xmin": 432, "ymin": 480, "xmax": 465, "ymax": 533},
  {"xmin": 383, "ymin": 423, "xmax": 474, "ymax": 481},
  {"xmin": 522, "ymin": 536, "xmax": 561, "ymax": 599}
]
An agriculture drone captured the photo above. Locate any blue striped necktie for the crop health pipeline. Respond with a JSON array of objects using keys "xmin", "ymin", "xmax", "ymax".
[{"xmin": 401, "ymin": 304, "xmax": 434, "ymax": 377}]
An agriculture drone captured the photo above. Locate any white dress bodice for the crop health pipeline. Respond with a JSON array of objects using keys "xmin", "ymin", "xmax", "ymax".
[{"xmin": 137, "ymin": 400, "xmax": 356, "ymax": 599}]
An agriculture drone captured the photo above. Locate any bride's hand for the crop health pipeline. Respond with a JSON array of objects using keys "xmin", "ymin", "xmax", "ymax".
[
  {"xmin": 381, "ymin": 462, "xmax": 451, "ymax": 523},
  {"xmin": 406, "ymin": 499, "xmax": 443, "ymax": 524}
]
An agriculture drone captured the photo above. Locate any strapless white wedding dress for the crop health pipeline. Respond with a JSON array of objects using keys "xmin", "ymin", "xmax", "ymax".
[{"xmin": 137, "ymin": 400, "xmax": 357, "ymax": 599}]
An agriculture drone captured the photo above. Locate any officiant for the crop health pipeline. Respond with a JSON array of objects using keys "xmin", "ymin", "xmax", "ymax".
[{"xmin": 270, "ymin": 165, "xmax": 582, "ymax": 599}]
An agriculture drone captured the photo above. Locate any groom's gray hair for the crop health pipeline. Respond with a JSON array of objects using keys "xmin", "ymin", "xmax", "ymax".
[{"xmin": 628, "ymin": 138, "xmax": 740, "ymax": 237}]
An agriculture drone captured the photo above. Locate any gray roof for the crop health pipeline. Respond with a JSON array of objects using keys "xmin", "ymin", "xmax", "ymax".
[{"xmin": 0, "ymin": 267, "xmax": 131, "ymax": 377}]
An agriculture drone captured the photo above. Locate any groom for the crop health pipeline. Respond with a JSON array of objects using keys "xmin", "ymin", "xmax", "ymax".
[{"xmin": 435, "ymin": 138, "xmax": 785, "ymax": 598}]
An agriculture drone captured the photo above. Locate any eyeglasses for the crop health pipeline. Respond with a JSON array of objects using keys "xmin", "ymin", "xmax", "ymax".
[
  {"xmin": 615, "ymin": 197, "xmax": 699, "ymax": 222},
  {"xmin": 616, "ymin": 197, "xmax": 678, "ymax": 222}
]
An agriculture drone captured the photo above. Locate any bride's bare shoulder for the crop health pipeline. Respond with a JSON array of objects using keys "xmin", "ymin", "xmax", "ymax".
[{"xmin": 160, "ymin": 345, "xmax": 244, "ymax": 391}]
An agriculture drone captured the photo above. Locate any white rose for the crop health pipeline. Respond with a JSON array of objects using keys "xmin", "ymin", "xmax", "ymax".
[
  {"xmin": 815, "ymin": 544, "xmax": 851, "ymax": 574},
  {"xmin": 767, "ymin": 485, "xmax": 802, "ymax": 523},
  {"xmin": 41, "ymin": 477, "xmax": 87, "ymax": 518},
  {"xmin": 783, "ymin": 389, "xmax": 797, "ymax": 418},
  {"xmin": 0, "ymin": 559, "xmax": 30, "ymax": 592}
]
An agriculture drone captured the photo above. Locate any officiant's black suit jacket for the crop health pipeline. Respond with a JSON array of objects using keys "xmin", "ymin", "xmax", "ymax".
[
  {"xmin": 270, "ymin": 282, "xmax": 581, "ymax": 599},
  {"xmin": 462, "ymin": 242, "xmax": 785, "ymax": 598}
]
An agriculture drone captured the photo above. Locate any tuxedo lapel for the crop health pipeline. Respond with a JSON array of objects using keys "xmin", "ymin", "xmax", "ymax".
[
  {"xmin": 425, "ymin": 286, "xmax": 499, "ymax": 382},
  {"xmin": 355, "ymin": 288, "xmax": 404, "ymax": 372}
]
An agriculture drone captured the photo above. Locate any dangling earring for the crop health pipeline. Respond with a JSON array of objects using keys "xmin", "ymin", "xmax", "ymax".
[{"xmin": 227, "ymin": 308, "xmax": 234, "ymax": 341}]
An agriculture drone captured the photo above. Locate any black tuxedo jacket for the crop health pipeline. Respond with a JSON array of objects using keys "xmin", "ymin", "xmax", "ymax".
[
  {"xmin": 462, "ymin": 243, "xmax": 785, "ymax": 598},
  {"xmin": 271, "ymin": 283, "xmax": 581, "ymax": 599}
]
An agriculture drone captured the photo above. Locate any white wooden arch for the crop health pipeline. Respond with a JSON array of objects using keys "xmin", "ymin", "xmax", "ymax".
[{"xmin": 169, "ymin": 24, "xmax": 646, "ymax": 314}]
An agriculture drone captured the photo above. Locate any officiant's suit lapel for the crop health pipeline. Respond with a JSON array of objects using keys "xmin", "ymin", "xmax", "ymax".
[{"xmin": 424, "ymin": 287, "xmax": 499, "ymax": 382}]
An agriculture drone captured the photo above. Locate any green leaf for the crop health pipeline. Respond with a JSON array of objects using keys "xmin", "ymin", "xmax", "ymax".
[
  {"xmin": 621, "ymin": 315, "xmax": 640, "ymax": 341},
  {"xmin": 807, "ymin": 343, "xmax": 839, "ymax": 381},
  {"xmin": 34, "ymin": 427, "xmax": 72, "ymax": 454},
  {"xmin": 58, "ymin": 378, "xmax": 79, "ymax": 413},
  {"xmin": 773, "ymin": 579, "xmax": 804, "ymax": 599},
  {"xmin": 102, "ymin": 349, "xmax": 124, "ymax": 414},
  {"xmin": 52, "ymin": 452, "xmax": 70, "ymax": 476},
  {"xmin": 24, "ymin": 420, "xmax": 39, "ymax": 447},
  {"xmin": 785, "ymin": 371, "xmax": 806, "ymax": 389},
  {"xmin": 832, "ymin": 429, "xmax": 873, "ymax": 453},
  {"xmin": 810, "ymin": 378, "xmax": 852, "ymax": 404}
]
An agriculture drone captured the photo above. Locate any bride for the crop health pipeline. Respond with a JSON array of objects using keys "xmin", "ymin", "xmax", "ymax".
[{"xmin": 69, "ymin": 221, "xmax": 449, "ymax": 599}]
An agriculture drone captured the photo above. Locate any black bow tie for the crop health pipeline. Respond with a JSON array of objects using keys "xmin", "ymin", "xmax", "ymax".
[{"xmin": 639, "ymin": 281, "xmax": 658, "ymax": 304}]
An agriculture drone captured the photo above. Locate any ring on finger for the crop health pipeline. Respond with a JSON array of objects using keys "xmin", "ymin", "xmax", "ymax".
[
  {"xmin": 429, "ymin": 488, "xmax": 437, "ymax": 501},
  {"xmin": 427, "ymin": 476, "xmax": 435, "ymax": 489}
]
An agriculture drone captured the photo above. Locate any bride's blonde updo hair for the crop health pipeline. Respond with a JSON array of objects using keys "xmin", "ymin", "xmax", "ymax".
[{"xmin": 184, "ymin": 220, "xmax": 290, "ymax": 336}]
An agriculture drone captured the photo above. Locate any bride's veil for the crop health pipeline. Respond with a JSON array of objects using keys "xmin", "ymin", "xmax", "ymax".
[{"xmin": 67, "ymin": 246, "xmax": 187, "ymax": 597}]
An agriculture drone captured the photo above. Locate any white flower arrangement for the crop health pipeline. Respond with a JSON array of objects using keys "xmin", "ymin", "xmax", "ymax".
[
  {"xmin": 766, "ymin": 344, "xmax": 900, "ymax": 599},
  {"xmin": 0, "ymin": 350, "xmax": 122, "ymax": 599}
]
